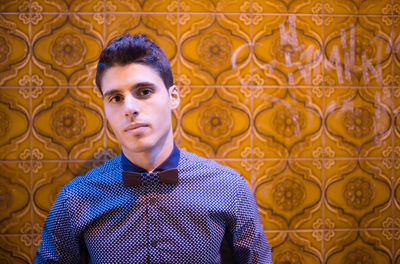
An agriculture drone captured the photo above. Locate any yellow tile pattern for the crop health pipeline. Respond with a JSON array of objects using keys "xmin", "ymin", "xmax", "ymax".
[{"xmin": 0, "ymin": 0, "xmax": 399, "ymax": 262}]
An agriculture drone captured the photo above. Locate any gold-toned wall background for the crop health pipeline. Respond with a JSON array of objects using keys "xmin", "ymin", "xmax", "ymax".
[{"xmin": 1, "ymin": 0, "xmax": 400, "ymax": 263}]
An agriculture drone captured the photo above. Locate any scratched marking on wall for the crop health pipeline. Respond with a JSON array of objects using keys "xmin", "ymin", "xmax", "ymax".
[{"xmin": 232, "ymin": 15, "xmax": 392, "ymax": 86}]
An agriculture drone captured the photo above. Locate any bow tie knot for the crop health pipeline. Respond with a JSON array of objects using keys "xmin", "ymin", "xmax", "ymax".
[{"xmin": 122, "ymin": 169, "xmax": 179, "ymax": 187}]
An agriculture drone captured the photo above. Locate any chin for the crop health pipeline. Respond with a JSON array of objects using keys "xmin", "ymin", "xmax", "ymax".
[
  {"xmin": 120, "ymin": 132, "xmax": 170, "ymax": 154},
  {"xmin": 122, "ymin": 141, "xmax": 155, "ymax": 154}
]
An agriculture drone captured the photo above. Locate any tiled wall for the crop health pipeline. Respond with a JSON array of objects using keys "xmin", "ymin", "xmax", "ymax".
[{"xmin": 1, "ymin": 0, "xmax": 400, "ymax": 263}]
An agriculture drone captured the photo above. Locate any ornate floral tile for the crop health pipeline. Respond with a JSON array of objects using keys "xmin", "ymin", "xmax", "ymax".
[
  {"xmin": 0, "ymin": 0, "xmax": 28, "ymax": 12},
  {"xmin": 270, "ymin": 231, "xmax": 323, "ymax": 264},
  {"xmin": 255, "ymin": 0, "xmax": 321, "ymax": 13},
  {"xmin": 324, "ymin": 0, "xmax": 393, "ymax": 14},
  {"xmin": 394, "ymin": 17, "xmax": 400, "ymax": 95},
  {"xmin": 0, "ymin": 235, "xmax": 33, "ymax": 263},
  {"xmin": 31, "ymin": 14, "xmax": 104, "ymax": 86},
  {"xmin": 32, "ymin": 88, "xmax": 104, "ymax": 160},
  {"xmin": 324, "ymin": 16, "xmax": 392, "ymax": 86},
  {"xmin": 180, "ymin": 0, "xmax": 247, "ymax": 12},
  {"xmin": 325, "ymin": 159, "xmax": 392, "ymax": 229},
  {"xmin": 393, "ymin": 165, "xmax": 400, "ymax": 230},
  {"xmin": 395, "ymin": 98, "xmax": 400, "ymax": 162},
  {"xmin": 106, "ymin": 0, "xmax": 185, "ymax": 12},
  {"xmin": 252, "ymin": 15, "xmax": 323, "ymax": 86},
  {"xmin": 0, "ymin": 162, "xmax": 31, "ymax": 235},
  {"xmin": 253, "ymin": 87, "xmax": 323, "ymax": 158},
  {"xmin": 394, "ymin": 22, "xmax": 400, "ymax": 163},
  {"xmin": 180, "ymin": 87, "xmax": 251, "ymax": 158},
  {"xmin": 0, "ymin": 15, "xmax": 30, "ymax": 86},
  {"xmin": 325, "ymin": 231, "xmax": 392, "ymax": 263},
  {"xmin": 254, "ymin": 159, "xmax": 323, "ymax": 230},
  {"xmin": 324, "ymin": 88, "xmax": 392, "ymax": 158},
  {"xmin": 395, "ymin": 221, "xmax": 400, "ymax": 263},
  {"xmin": 179, "ymin": 14, "xmax": 251, "ymax": 85},
  {"xmin": 34, "ymin": 0, "xmax": 101, "ymax": 12},
  {"xmin": 0, "ymin": 88, "xmax": 30, "ymax": 160}
]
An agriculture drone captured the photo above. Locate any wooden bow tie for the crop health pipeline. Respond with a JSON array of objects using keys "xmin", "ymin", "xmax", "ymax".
[{"xmin": 122, "ymin": 168, "xmax": 179, "ymax": 187}]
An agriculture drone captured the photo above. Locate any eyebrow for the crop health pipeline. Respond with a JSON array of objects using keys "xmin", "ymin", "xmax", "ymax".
[{"xmin": 103, "ymin": 82, "xmax": 156, "ymax": 98}]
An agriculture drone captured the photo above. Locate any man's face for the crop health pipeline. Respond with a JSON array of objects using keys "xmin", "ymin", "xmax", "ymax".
[{"xmin": 101, "ymin": 63, "xmax": 179, "ymax": 155}]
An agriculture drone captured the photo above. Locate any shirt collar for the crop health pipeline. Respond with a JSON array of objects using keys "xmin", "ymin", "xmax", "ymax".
[{"xmin": 121, "ymin": 143, "xmax": 180, "ymax": 173}]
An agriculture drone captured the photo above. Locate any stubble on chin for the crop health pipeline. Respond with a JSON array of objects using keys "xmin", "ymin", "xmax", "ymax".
[{"xmin": 121, "ymin": 139, "xmax": 151, "ymax": 155}]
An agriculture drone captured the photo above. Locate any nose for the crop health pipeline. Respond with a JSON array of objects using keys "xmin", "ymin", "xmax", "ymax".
[{"xmin": 124, "ymin": 94, "xmax": 139, "ymax": 119}]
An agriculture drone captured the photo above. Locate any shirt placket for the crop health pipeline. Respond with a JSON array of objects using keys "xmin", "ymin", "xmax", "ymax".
[{"xmin": 146, "ymin": 187, "xmax": 161, "ymax": 263}]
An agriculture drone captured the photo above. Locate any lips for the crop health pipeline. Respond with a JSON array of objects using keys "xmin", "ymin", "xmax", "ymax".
[{"xmin": 124, "ymin": 123, "xmax": 149, "ymax": 133}]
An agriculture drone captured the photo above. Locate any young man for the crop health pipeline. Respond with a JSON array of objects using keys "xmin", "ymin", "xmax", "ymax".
[{"xmin": 34, "ymin": 34, "xmax": 273, "ymax": 263}]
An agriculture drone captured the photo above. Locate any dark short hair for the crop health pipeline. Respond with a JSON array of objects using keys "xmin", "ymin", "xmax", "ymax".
[{"xmin": 95, "ymin": 33, "xmax": 173, "ymax": 94}]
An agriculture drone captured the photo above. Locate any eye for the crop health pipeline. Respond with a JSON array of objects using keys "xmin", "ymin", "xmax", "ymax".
[
  {"xmin": 136, "ymin": 88, "xmax": 154, "ymax": 98},
  {"xmin": 109, "ymin": 94, "xmax": 123, "ymax": 103}
]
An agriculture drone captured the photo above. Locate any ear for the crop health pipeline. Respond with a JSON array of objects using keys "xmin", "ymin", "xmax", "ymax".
[{"xmin": 168, "ymin": 85, "xmax": 180, "ymax": 110}]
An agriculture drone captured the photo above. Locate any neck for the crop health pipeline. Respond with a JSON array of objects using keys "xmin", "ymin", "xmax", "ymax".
[{"xmin": 121, "ymin": 130, "xmax": 174, "ymax": 172}]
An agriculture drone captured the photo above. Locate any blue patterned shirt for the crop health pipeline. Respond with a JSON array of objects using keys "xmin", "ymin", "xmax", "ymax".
[{"xmin": 34, "ymin": 146, "xmax": 272, "ymax": 263}]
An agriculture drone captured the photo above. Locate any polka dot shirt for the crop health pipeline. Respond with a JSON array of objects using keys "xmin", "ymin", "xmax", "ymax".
[{"xmin": 34, "ymin": 147, "xmax": 273, "ymax": 264}]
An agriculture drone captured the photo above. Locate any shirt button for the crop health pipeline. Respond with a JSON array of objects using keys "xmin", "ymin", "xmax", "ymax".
[
  {"xmin": 149, "ymin": 197, "xmax": 157, "ymax": 205},
  {"xmin": 150, "ymin": 241, "xmax": 158, "ymax": 248}
]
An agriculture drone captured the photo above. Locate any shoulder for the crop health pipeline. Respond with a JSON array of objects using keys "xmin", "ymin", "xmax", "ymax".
[
  {"xmin": 178, "ymin": 149, "xmax": 247, "ymax": 188},
  {"xmin": 178, "ymin": 149, "xmax": 254, "ymax": 211},
  {"xmin": 61, "ymin": 155, "xmax": 122, "ymax": 196}
]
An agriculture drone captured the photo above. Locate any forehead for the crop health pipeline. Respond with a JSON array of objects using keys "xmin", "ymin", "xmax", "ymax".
[{"xmin": 101, "ymin": 63, "xmax": 165, "ymax": 91}]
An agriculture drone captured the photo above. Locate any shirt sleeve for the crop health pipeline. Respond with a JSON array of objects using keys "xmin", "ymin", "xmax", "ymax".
[
  {"xmin": 229, "ymin": 176, "xmax": 273, "ymax": 264},
  {"xmin": 34, "ymin": 187, "xmax": 82, "ymax": 264}
]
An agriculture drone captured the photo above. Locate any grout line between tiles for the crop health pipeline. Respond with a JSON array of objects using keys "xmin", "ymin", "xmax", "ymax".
[
  {"xmin": 0, "ymin": 226, "xmax": 397, "ymax": 237},
  {"xmin": 0, "ymin": 156, "xmax": 396, "ymax": 163},
  {"xmin": 176, "ymin": 0, "xmax": 182, "ymax": 148},
  {"xmin": 3, "ymin": 85, "xmax": 400, "ymax": 89},
  {"xmin": 28, "ymin": 0, "xmax": 35, "ymax": 259},
  {"xmin": 391, "ymin": 0, "xmax": 396, "ymax": 259},
  {"xmin": 2, "ymin": 11, "xmax": 400, "ymax": 17},
  {"xmin": 250, "ymin": 0, "xmax": 255, "ymax": 191},
  {"xmin": 102, "ymin": 0, "xmax": 107, "ymax": 165},
  {"xmin": 321, "ymin": 0, "xmax": 326, "ymax": 259},
  {"xmin": 264, "ymin": 227, "xmax": 400, "ymax": 232}
]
